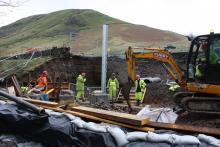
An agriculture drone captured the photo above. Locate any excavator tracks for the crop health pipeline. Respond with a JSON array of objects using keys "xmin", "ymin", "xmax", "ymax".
[{"xmin": 181, "ymin": 96, "xmax": 220, "ymax": 115}]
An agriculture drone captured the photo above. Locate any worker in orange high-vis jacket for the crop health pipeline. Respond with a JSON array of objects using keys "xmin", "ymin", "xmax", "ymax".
[{"xmin": 36, "ymin": 70, "xmax": 49, "ymax": 101}]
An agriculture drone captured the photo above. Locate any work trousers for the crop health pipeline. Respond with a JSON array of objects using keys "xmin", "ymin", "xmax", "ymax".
[
  {"xmin": 135, "ymin": 92, "xmax": 142, "ymax": 101},
  {"xmin": 108, "ymin": 86, "xmax": 117, "ymax": 100},
  {"xmin": 76, "ymin": 90, "xmax": 84, "ymax": 100}
]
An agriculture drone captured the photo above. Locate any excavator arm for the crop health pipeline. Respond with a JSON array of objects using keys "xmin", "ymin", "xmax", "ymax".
[{"xmin": 125, "ymin": 46, "xmax": 186, "ymax": 87}]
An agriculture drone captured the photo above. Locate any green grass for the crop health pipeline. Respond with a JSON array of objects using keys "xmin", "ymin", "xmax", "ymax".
[{"xmin": 0, "ymin": 9, "xmax": 189, "ymax": 57}]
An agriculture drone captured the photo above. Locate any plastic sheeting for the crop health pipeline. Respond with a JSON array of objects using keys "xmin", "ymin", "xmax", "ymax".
[
  {"xmin": 137, "ymin": 105, "xmax": 178, "ymax": 123},
  {"xmin": 0, "ymin": 134, "xmax": 43, "ymax": 147},
  {"xmin": 0, "ymin": 103, "xmax": 117, "ymax": 147},
  {"xmin": 0, "ymin": 102, "xmax": 219, "ymax": 147}
]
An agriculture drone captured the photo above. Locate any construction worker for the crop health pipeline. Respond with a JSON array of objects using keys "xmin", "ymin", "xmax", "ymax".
[
  {"xmin": 35, "ymin": 70, "xmax": 49, "ymax": 101},
  {"xmin": 76, "ymin": 72, "xmax": 86, "ymax": 102},
  {"xmin": 135, "ymin": 74, "xmax": 146, "ymax": 106},
  {"xmin": 200, "ymin": 42, "xmax": 219, "ymax": 64},
  {"xmin": 169, "ymin": 84, "xmax": 180, "ymax": 92},
  {"xmin": 107, "ymin": 73, "xmax": 119, "ymax": 101},
  {"xmin": 195, "ymin": 58, "xmax": 206, "ymax": 82},
  {"xmin": 36, "ymin": 70, "xmax": 48, "ymax": 91}
]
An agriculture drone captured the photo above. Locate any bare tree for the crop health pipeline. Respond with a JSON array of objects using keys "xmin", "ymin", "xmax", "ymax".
[{"xmin": 0, "ymin": 0, "xmax": 27, "ymax": 7}]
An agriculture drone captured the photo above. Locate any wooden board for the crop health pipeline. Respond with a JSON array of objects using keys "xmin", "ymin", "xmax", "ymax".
[
  {"xmin": 32, "ymin": 105, "xmax": 220, "ymax": 136},
  {"xmin": 22, "ymin": 98, "xmax": 59, "ymax": 107},
  {"xmin": 46, "ymin": 88, "xmax": 55, "ymax": 94},
  {"xmin": 147, "ymin": 122, "xmax": 220, "ymax": 136},
  {"xmin": 71, "ymin": 106, "xmax": 149, "ymax": 126}
]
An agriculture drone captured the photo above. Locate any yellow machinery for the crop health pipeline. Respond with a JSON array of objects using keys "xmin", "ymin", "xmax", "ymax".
[{"xmin": 126, "ymin": 33, "xmax": 220, "ymax": 114}]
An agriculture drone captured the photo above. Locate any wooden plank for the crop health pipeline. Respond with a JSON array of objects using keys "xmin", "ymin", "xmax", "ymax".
[
  {"xmin": 11, "ymin": 75, "xmax": 22, "ymax": 96},
  {"xmin": 31, "ymin": 104, "xmax": 220, "ymax": 136},
  {"xmin": 46, "ymin": 88, "xmax": 55, "ymax": 94},
  {"xmin": 146, "ymin": 121, "xmax": 220, "ymax": 136},
  {"xmin": 71, "ymin": 106, "xmax": 149, "ymax": 126},
  {"xmin": 22, "ymin": 98, "xmax": 59, "ymax": 107},
  {"xmin": 40, "ymin": 106, "xmax": 154, "ymax": 132}
]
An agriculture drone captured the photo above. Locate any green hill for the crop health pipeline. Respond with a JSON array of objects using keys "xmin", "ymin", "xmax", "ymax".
[{"xmin": 0, "ymin": 9, "xmax": 189, "ymax": 56}]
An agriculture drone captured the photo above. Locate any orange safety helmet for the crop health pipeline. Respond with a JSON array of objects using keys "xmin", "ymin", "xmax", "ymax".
[{"xmin": 136, "ymin": 74, "xmax": 140, "ymax": 80}]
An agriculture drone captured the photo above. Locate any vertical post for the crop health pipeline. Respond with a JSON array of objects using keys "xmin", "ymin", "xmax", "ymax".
[{"xmin": 101, "ymin": 24, "xmax": 108, "ymax": 93}]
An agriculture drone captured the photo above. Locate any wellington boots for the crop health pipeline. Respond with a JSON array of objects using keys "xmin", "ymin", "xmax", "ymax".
[{"xmin": 136, "ymin": 100, "xmax": 140, "ymax": 106}]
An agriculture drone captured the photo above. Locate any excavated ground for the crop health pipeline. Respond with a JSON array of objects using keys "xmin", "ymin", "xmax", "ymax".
[{"xmin": 15, "ymin": 52, "xmax": 220, "ymax": 128}]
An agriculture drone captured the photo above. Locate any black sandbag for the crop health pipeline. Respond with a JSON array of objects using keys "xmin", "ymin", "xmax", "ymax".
[
  {"xmin": 0, "ymin": 134, "xmax": 43, "ymax": 147},
  {"xmin": 0, "ymin": 103, "xmax": 115, "ymax": 147},
  {"xmin": 75, "ymin": 128, "xmax": 117, "ymax": 147},
  {"xmin": 35, "ymin": 115, "xmax": 83, "ymax": 147},
  {"xmin": 0, "ymin": 103, "xmax": 48, "ymax": 133}
]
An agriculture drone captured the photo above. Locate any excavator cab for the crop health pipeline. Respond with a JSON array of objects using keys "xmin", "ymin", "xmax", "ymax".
[{"xmin": 187, "ymin": 33, "xmax": 220, "ymax": 84}]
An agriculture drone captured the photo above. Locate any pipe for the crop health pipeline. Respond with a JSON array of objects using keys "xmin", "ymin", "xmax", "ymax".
[
  {"xmin": 101, "ymin": 24, "xmax": 108, "ymax": 93},
  {"xmin": 0, "ymin": 90, "xmax": 45, "ymax": 115}
]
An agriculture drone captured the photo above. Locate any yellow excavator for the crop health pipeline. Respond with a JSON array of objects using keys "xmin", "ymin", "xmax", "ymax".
[{"xmin": 125, "ymin": 32, "xmax": 220, "ymax": 114}]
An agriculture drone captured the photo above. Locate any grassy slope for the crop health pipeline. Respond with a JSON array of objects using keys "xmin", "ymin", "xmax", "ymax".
[{"xmin": 0, "ymin": 9, "xmax": 189, "ymax": 57}]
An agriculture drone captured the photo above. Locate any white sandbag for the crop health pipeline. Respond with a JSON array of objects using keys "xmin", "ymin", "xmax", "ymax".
[
  {"xmin": 198, "ymin": 134, "xmax": 220, "ymax": 147},
  {"xmin": 71, "ymin": 118, "xmax": 86, "ymax": 128},
  {"xmin": 146, "ymin": 132, "xmax": 173, "ymax": 143},
  {"xmin": 126, "ymin": 131, "xmax": 148, "ymax": 141},
  {"xmin": 137, "ymin": 105, "xmax": 178, "ymax": 123},
  {"xmin": 172, "ymin": 134, "xmax": 200, "ymax": 145},
  {"xmin": 45, "ymin": 109, "xmax": 53, "ymax": 113},
  {"xmin": 7, "ymin": 86, "xmax": 16, "ymax": 96},
  {"xmin": 83, "ymin": 122, "xmax": 107, "ymax": 132},
  {"xmin": 0, "ymin": 100, "xmax": 6, "ymax": 105},
  {"xmin": 63, "ymin": 113, "xmax": 77, "ymax": 121},
  {"xmin": 45, "ymin": 109, "xmax": 63, "ymax": 116},
  {"xmin": 107, "ymin": 127, "xmax": 129, "ymax": 147}
]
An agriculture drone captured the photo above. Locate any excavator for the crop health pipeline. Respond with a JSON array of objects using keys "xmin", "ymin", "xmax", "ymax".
[{"xmin": 125, "ymin": 32, "xmax": 220, "ymax": 114}]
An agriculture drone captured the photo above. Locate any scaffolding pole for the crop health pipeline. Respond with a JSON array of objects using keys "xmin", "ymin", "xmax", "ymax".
[{"xmin": 101, "ymin": 24, "xmax": 108, "ymax": 93}]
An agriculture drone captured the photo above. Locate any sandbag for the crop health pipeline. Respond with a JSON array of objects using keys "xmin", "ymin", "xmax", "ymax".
[
  {"xmin": 172, "ymin": 134, "xmax": 200, "ymax": 145},
  {"xmin": 198, "ymin": 134, "xmax": 220, "ymax": 147},
  {"xmin": 126, "ymin": 131, "xmax": 148, "ymax": 141},
  {"xmin": 83, "ymin": 122, "xmax": 107, "ymax": 132},
  {"xmin": 146, "ymin": 132, "xmax": 173, "ymax": 143},
  {"xmin": 107, "ymin": 127, "xmax": 129, "ymax": 147},
  {"xmin": 71, "ymin": 118, "xmax": 86, "ymax": 128},
  {"xmin": 45, "ymin": 109, "xmax": 63, "ymax": 116},
  {"xmin": 63, "ymin": 113, "xmax": 77, "ymax": 121}
]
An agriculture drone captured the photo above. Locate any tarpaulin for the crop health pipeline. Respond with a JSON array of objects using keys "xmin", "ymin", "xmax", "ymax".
[{"xmin": 0, "ymin": 102, "xmax": 219, "ymax": 147}]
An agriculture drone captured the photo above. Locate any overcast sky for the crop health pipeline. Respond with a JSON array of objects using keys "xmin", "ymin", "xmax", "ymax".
[{"xmin": 0, "ymin": 0, "xmax": 219, "ymax": 35}]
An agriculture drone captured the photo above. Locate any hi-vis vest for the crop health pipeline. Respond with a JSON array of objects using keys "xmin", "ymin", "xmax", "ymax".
[{"xmin": 37, "ymin": 76, "xmax": 48, "ymax": 88}]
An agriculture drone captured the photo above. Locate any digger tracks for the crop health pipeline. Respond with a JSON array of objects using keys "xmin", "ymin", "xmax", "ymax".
[{"xmin": 181, "ymin": 96, "xmax": 220, "ymax": 115}]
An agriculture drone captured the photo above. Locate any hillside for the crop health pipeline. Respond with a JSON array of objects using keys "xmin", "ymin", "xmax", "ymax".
[{"xmin": 0, "ymin": 9, "xmax": 190, "ymax": 56}]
